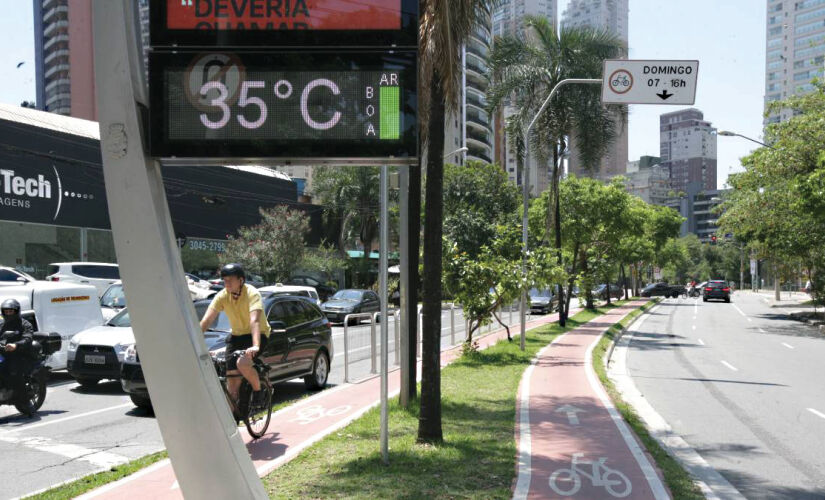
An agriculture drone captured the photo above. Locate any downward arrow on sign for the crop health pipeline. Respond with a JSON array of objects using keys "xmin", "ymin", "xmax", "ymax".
[
  {"xmin": 657, "ymin": 90, "xmax": 673, "ymax": 100},
  {"xmin": 556, "ymin": 404, "xmax": 585, "ymax": 425}
]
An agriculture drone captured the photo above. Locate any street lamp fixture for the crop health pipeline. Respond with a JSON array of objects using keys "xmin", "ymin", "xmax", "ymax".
[
  {"xmin": 443, "ymin": 146, "xmax": 468, "ymax": 160},
  {"xmin": 718, "ymin": 130, "xmax": 773, "ymax": 149}
]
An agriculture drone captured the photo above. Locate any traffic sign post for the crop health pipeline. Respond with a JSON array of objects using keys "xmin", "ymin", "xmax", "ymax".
[{"xmin": 601, "ymin": 59, "xmax": 699, "ymax": 105}]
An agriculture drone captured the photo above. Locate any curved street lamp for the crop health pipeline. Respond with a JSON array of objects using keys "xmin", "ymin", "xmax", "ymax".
[{"xmin": 718, "ymin": 130, "xmax": 773, "ymax": 149}]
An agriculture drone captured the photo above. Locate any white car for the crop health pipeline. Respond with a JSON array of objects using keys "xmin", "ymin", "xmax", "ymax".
[
  {"xmin": 100, "ymin": 282, "xmax": 127, "ymax": 322},
  {"xmin": 0, "ymin": 266, "xmax": 36, "ymax": 287},
  {"xmin": 46, "ymin": 262, "xmax": 120, "ymax": 298},
  {"xmin": 258, "ymin": 283, "xmax": 321, "ymax": 305},
  {"xmin": 67, "ymin": 308, "xmax": 135, "ymax": 388}
]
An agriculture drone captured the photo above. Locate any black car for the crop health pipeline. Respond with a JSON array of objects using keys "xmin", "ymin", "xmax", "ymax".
[
  {"xmin": 287, "ymin": 275, "xmax": 338, "ymax": 301},
  {"xmin": 529, "ymin": 288, "xmax": 557, "ymax": 314},
  {"xmin": 703, "ymin": 280, "xmax": 731, "ymax": 303},
  {"xmin": 641, "ymin": 282, "xmax": 685, "ymax": 298},
  {"xmin": 121, "ymin": 296, "xmax": 333, "ymax": 410},
  {"xmin": 321, "ymin": 289, "xmax": 380, "ymax": 324},
  {"xmin": 592, "ymin": 284, "xmax": 623, "ymax": 301}
]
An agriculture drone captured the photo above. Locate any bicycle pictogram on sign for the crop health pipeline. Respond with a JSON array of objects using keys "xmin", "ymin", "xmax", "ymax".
[
  {"xmin": 549, "ymin": 453, "xmax": 632, "ymax": 497},
  {"xmin": 608, "ymin": 69, "xmax": 633, "ymax": 95}
]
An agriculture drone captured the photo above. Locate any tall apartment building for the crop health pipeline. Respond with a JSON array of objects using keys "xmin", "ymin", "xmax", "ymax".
[
  {"xmin": 562, "ymin": 0, "xmax": 629, "ymax": 181},
  {"xmin": 624, "ymin": 156, "xmax": 669, "ymax": 206},
  {"xmin": 444, "ymin": 20, "xmax": 495, "ymax": 166},
  {"xmin": 33, "ymin": 0, "xmax": 150, "ymax": 120},
  {"xmin": 492, "ymin": 0, "xmax": 558, "ymax": 194},
  {"xmin": 659, "ymin": 108, "xmax": 717, "ymax": 194},
  {"xmin": 765, "ymin": 0, "xmax": 825, "ymax": 123}
]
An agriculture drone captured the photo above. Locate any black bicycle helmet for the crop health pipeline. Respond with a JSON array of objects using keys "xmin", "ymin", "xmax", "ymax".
[
  {"xmin": 1, "ymin": 298, "xmax": 21, "ymax": 316},
  {"xmin": 219, "ymin": 263, "xmax": 246, "ymax": 280}
]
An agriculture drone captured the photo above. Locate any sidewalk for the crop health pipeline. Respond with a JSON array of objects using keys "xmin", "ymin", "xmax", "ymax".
[
  {"xmin": 75, "ymin": 310, "xmax": 567, "ymax": 500},
  {"xmin": 513, "ymin": 300, "xmax": 670, "ymax": 500}
]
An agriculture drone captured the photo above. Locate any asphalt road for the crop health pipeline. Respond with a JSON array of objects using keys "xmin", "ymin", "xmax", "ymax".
[
  {"xmin": 0, "ymin": 304, "xmax": 533, "ymax": 499},
  {"xmin": 626, "ymin": 292, "xmax": 825, "ymax": 499}
]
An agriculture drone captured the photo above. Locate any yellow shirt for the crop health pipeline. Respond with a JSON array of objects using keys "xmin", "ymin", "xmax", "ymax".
[{"xmin": 207, "ymin": 284, "xmax": 271, "ymax": 337}]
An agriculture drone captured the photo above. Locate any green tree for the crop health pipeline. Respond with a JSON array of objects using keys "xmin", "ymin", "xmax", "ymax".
[
  {"xmin": 418, "ymin": 0, "xmax": 497, "ymax": 444},
  {"xmin": 223, "ymin": 206, "xmax": 309, "ymax": 284},
  {"xmin": 487, "ymin": 16, "xmax": 626, "ymax": 324}
]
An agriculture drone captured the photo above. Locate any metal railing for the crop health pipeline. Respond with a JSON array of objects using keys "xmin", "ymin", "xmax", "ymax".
[{"xmin": 342, "ymin": 312, "xmax": 379, "ymax": 383}]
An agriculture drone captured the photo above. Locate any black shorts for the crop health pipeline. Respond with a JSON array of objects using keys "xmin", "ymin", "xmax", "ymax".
[{"xmin": 225, "ymin": 334, "xmax": 268, "ymax": 371}]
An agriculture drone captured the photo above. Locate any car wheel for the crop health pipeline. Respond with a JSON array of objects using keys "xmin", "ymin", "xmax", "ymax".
[
  {"xmin": 129, "ymin": 393, "xmax": 153, "ymax": 410},
  {"xmin": 304, "ymin": 351, "xmax": 330, "ymax": 390},
  {"xmin": 702, "ymin": 298, "xmax": 707, "ymax": 302},
  {"xmin": 76, "ymin": 377, "xmax": 100, "ymax": 389},
  {"xmin": 725, "ymin": 297, "xmax": 730, "ymax": 303}
]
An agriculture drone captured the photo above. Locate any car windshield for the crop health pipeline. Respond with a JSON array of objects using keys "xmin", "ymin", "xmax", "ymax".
[
  {"xmin": 331, "ymin": 290, "xmax": 363, "ymax": 301},
  {"xmin": 100, "ymin": 284, "xmax": 126, "ymax": 308},
  {"xmin": 529, "ymin": 288, "xmax": 552, "ymax": 298},
  {"xmin": 107, "ymin": 309, "xmax": 131, "ymax": 327}
]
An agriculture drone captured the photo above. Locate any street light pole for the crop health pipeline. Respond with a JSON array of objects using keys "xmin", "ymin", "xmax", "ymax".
[
  {"xmin": 519, "ymin": 78, "xmax": 601, "ymax": 351},
  {"xmin": 718, "ymin": 130, "xmax": 773, "ymax": 149},
  {"xmin": 443, "ymin": 146, "xmax": 468, "ymax": 162}
]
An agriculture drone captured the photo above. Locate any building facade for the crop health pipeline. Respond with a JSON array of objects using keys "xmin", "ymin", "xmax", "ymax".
[
  {"xmin": 659, "ymin": 108, "xmax": 717, "ymax": 193},
  {"xmin": 624, "ymin": 156, "xmax": 669, "ymax": 206},
  {"xmin": 666, "ymin": 187, "xmax": 728, "ymax": 241},
  {"xmin": 765, "ymin": 0, "xmax": 825, "ymax": 123},
  {"xmin": 562, "ymin": 0, "xmax": 629, "ymax": 182}
]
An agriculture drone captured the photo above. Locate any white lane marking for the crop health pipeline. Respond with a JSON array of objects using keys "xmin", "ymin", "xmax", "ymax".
[
  {"xmin": 555, "ymin": 404, "xmax": 585, "ymax": 426},
  {"xmin": 611, "ymin": 306, "xmax": 745, "ymax": 499},
  {"xmin": 731, "ymin": 304, "xmax": 748, "ymax": 318},
  {"xmin": 721, "ymin": 361, "xmax": 739, "ymax": 372},
  {"xmin": 1, "ymin": 403, "xmax": 133, "ymax": 434},
  {"xmin": 513, "ymin": 330, "xmax": 573, "ymax": 499},
  {"xmin": 585, "ymin": 317, "xmax": 669, "ymax": 500},
  {"xmin": 807, "ymin": 408, "xmax": 825, "ymax": 421},
  {"xmin": 698, "ymin": 339, "xmax": 705, "ymax": 346},
  {"xmin": 692, "ymin": 325, "xmax": 696, "ymax": 331},
  {"xmin": 0, "ymin": 434, "xmax": 128, "ymax": 469},
  {"xmin": 759, "ymin": 328, "xmax": 766, "ymax": 333},
  {"xmin": 781, "ymin": 342, "xmax": 795, "ymax": 350}
]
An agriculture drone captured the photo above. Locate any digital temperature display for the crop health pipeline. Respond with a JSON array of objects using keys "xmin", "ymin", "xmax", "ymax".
[{"xmin": 149, "ymin": 51, "xmax": 417, "ymax": 162}]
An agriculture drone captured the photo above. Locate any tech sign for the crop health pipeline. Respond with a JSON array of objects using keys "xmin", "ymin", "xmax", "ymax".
[{"xmin": 0, "ymin": 149, "xmax": 109, "ymax": 229}]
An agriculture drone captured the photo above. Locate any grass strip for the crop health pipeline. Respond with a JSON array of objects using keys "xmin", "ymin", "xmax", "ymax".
[
  {"xmin": 263, "ymin": 305, "xmax": 637, "ymax": 499},
  {"xmin": 591, "ymin": 299, "xmax": 704, "ymax": 500},
  {"xmin": 23, "ymin": 450, "xmax": 168, "ymax": 500}
]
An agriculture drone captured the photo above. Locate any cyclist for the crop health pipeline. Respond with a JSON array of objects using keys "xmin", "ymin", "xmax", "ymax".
[{"xmin": 200, "ymin": 263, "xmax": 270, "ymax": 406}]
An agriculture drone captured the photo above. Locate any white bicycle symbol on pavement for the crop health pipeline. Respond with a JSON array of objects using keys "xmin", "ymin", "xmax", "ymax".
[
  {"xmin": 549, "ymin": 453, "xmax": 632, "ymax": 498},
  {"xmin": 289, "ymin": 404, "xmax": 351, "ymax": 425}
]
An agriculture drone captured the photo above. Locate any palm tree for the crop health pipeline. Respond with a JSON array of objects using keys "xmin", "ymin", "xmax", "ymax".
[
  {"xmin": 418, "ymin": 0, "xmax": 496, "ymax": 443},
  {"xmin": 487, "ymin": 15, "xmax": 625, "ymax": 325}
]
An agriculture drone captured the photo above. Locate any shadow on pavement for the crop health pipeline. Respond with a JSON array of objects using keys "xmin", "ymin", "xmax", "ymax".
[
  {"xmin": 632, "ymin": 375, "xmax": 788, "ymax": 388},
  {"xmin": 0, "ymin": 409, "xmax": 68, "ymax": 426},
  {"xmin": 71, "ymin": 380, "xmax": 124, "ymax": 396},
  {"xmin": 711, "ymin": 465, "xmax": 825, "ymax": 500}
]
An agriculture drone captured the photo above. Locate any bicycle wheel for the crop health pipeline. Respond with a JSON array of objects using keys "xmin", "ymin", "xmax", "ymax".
[
  {"xmin": 603, "ymin": 469, "xmax": 632, "ymax": 498},
  {"xmin": 243, "ymin": 378, "xmax": 273, "ymax": 439},
  {"xmin": 548, "ymin": 468, "xmax": 581, "ymax": 496}
]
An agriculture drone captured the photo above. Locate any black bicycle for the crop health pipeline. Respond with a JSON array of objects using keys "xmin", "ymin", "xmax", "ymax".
[{"xmin": 214, "ymin": 350, "xmax": 273, "ymax": 439}]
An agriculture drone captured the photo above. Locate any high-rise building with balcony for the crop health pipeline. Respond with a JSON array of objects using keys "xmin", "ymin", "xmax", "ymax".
[
  {"xmin": 764, "ymin": 0, "xmax": 825, "ymax": 123},
  {"xmin": 491, "ymin": 0, "xmax": 558, "ymax": 194},
  {"xmin": 33, "ymin": 0, "xmax": 150, "ymax": 120},
  {"xmin": 444, "ymin": 21, "xmax": 495, "ymax": 166},
  {"xmin": 561, "ymin": 0, "xmax": 629, "ymax": 182}
]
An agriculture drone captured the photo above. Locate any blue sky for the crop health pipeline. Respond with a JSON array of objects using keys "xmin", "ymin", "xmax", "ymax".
[{"xmin": 1, "ymin": 1, "xmax": 766, "ymax": 188}]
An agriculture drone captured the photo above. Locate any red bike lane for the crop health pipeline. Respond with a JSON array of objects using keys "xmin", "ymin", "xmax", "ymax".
[
  {"xmin": 513, "ymin": 300, "xmax": 669, "ymax": 500},
  {"xmin": 76, "ymin": 310, "xmax": 567, "ymax": 500}
]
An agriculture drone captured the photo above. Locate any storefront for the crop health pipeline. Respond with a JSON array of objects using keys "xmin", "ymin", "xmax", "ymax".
[{"xmin": 0, "ymin": 104, "xmax": 322, "ymax": 278}]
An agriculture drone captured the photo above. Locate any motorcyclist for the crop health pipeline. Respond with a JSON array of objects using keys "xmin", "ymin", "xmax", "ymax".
[
  {"xmin": 0, "ymin": 299, "xmax": 35, "ymax": 395},
  {"xmin": 199, "ymin": 263, "xmax": 270, "ymax": 407}
]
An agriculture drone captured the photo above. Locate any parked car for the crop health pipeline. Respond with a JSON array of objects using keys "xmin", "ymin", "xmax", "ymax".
[
  {"xmin": 99, "ymin": 282, "xmax": 127, "ymax": 322},
  {"xmin": 640, "ymin": 282, "xmax": 685, "ymax": 299},
  {"xmin": 287, "ymin": 275, "xmax": 338, "ymax": 301},
  {"xmin": 122, "ymin": 296, "xmax": 333, "ymax": 410},
  {"xmin": 321, "ymin": 289, "xmax": 380, "ymax": 324},
  {"xmin": 0, "ymin": 266, "xmax": 36, "ymax": 287},
  {"xmin": 46, "ymin": 262, "xmax": 120, "ymax": 297},
  {"xmin": 0, "ymin": 281, "xmax": 104, "ymax": 370},
  {"xmin": 529, "ymin": 288, "xmax": 556, "ymax": 314},
  {"xmin": 703, "ymin": 280, "xmax": 731, "ymax": 303},
  {"xmin": 259, "ymin": 283, "xmax": 321, "ymax": 305},
  {"xmin": 592, "ymin": 284, "xmax": 623, "ymax": 301}
]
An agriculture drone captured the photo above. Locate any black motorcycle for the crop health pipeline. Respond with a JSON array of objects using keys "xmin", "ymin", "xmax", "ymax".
[{"xmin": 0, "ymin": 332, "xmax": 61, "ymax": 416}]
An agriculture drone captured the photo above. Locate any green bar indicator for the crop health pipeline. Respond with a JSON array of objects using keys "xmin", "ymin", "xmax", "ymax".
[{"xmin": 379, "ymin": 86, "xmax": 400, "ymax": 140}]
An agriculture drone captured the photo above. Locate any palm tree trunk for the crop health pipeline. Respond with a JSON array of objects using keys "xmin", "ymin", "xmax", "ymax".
[
  {"xmin": 552, "ymin": 147, "xmax": 565, "ymax": 326},
  {"xmin": 404, "ymin": 163, "xmax": 421, "ymax": 405},
  {"xmin": 419, "ymin": 71, "xmax": 445, "ymax": 444}
]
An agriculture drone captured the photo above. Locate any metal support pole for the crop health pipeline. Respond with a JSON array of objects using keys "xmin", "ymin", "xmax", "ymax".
[
  {"xmin": 91, "ymin": 2, "xmax": 265, "ymax": 498},
  {"xmin": 380, "ymin": 165, "xmax": 389, "ymax": 465},
  {"xmin": 343, "ymin": 320, "xmax": 350, "ymax": 383},
  {"xmin": 450, "ymin": 303, "xmax": 455, "ymax": 345},
  {"xmin": 394, "ymin": 310, "xmax": 400, "ymax": 365},
  {"xmin": 371, "ymin": 313, "xmax": 377, "ymax": 374},
  {"xmin": 399, "ymin": 165, "xmax": 411, "ymax": 406},
  {"xmin": 519, "ymin": 78, "xmax": 601, "ymax": 352}
]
